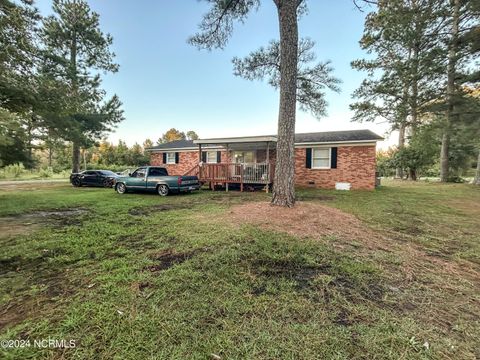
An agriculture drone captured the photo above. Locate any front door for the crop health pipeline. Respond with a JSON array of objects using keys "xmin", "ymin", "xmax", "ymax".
[{"xmin": 233, "ymin": 151, "xmax": 255, "ymax": 164}]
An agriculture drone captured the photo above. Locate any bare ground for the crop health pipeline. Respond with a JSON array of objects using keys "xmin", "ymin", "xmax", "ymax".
[
  {"xmin": 218, "ymin": 201, "xmax": 480, "ymax": 340},
  {"xmin": 0, "ymin": 208, "xmax": 87, "ymax": 239},
  {"xmin": 225, "ymin": 201, "xmax": 383, "ymax": 247}
]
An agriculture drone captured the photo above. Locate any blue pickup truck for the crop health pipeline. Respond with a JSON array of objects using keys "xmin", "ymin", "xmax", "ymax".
[{"xmin": 114, "ymin": 166, "xmax": 200, "ymax": 196}]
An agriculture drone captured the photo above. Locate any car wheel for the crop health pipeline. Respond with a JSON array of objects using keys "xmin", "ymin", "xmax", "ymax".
[
  {"xmin": 103, "ymin": 178, "xmax": 111, "ymax": 188},
  {"xmin": 116, "ymin": 183, "xmax": 127, "ymax": 194},
  {"xmin": 72, "ymin": 178, "xmax": 81, "ymax": 187},
  {"xmin": 157, "ymin": 184, "xmax": 169, "ymax": 196}
]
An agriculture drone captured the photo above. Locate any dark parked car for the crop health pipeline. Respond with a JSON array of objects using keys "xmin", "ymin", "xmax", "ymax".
[
  {"xmin": 114, "ymin": 166, "xmax": 200, "ymax": 196},
  {"xmin": 70, "ymin": 170, "xmax": 120, "ymax": 188}
]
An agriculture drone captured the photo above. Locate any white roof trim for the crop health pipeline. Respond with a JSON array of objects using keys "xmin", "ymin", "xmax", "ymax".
[
  {"xmin": 147, "ymin": 145, "xmax": 223, "ymax": 152},
  {"xmin": 148, "ymin": 139, "xmax": 379, "ymax": 152},
  {"xmin": 295, "ymin": 140, "xmax": 379, "ymax": 146},
  {"xmin": 194, "ymin": 136, "xmax": 277, "ymax": 144}
]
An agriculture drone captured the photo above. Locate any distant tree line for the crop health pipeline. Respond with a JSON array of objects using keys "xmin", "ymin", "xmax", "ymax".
[
  {"xmin": 352, "ymin": 0, "xmax": 480, "ymax": 183},
  {"xmin": 1, "ymin": 125, "xmax": 200, "ymax": 174}
]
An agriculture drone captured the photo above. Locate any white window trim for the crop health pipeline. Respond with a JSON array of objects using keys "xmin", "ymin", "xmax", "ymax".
[
  {"xmin": 166, "ymin": 152, "xmax": 176, "ymax": 164},
  {"xmin": 206, "ymin": 151, "xmax": 217, "ymax": 164},
  {"xmin": 311, "ymin": 147, "xmax": 331, "ymax": 169}
]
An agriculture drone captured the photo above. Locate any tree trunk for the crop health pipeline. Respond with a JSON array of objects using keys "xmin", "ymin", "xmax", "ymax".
[
  {"xmin": 440, "ymin": 0, "xmax": 460, "ymax": 182},
  {"xmin": 474, "ymin": 149, "xmax": 480, "ymax": 185},
  {"xmin": 70, "ymin": 22, "xmax": 80, "ymax": 174},
  {"xmin": 395, "ymin": 122, "xmax": 406, "ymax": 179},
  {"xmin": 48, "ymin": 146, "xmax": 53, "ymax": 167},
  {"xmin": 72, "ymin": 141, "xmax": 80, "ymax": 173},
  {"xmin": 408, "ymin": 168, "xmax": 417, "ymax": 181},
  {"xmin": 271, "ymin": 0, "xmax": 298, "ymax": 207}
]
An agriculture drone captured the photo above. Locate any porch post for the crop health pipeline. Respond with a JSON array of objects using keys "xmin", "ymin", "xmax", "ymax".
[
  {"xmin": 198, "ymin": 144, "xmax": 202, "ymax": 162},
  {"xmin": 225, "ymin": 143, "xmax": 229, "ymax": 192},
  {"xmin": 266, "ymin": 141, "xmax": 270, "ymax": 193},
  {"xmin": 266, "ymin": 141, "xmax": 270, "ymax": 163}
]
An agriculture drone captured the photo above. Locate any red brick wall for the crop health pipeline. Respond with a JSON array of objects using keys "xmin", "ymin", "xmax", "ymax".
[
  {"xmin": 150, "ymin": 151, "xmax": 199, "ymax": 175},
  {"xmin": 150, "ymin": 145, "xmax": 376, "ymax": 189},
  {"xmin": 294, "ymin": 146, "xmax": 376, "ymax": 190},
  {"xmin": 150, "ymin": 150, "xmax": 229, "ymax": 175}
]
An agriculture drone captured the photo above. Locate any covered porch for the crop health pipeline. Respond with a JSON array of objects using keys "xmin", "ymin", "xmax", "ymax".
[{"xmin": 192, "ymin": 135, "xmax": 277, "ymax": 192}]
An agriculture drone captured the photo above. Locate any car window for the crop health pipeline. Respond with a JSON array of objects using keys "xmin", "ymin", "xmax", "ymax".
[
  {"xmin": 132, "ymin": 168, "xmax": 146, "ymax": 178},
  {"xmin": 84, "ymin": 171, "xmax": 97, "ymax": 176},
  {"xmin": 99, "ymin": 170, "xmax": 116, "ymax": 176},
  {"xmin": 148, "ymin": 167, "xmax": 168, "ymax": 176}
]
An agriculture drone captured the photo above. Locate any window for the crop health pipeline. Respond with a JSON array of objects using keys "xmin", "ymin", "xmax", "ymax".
[
  {"xmin": 312, "ymin": 148, "xmax": 331, "ymax": 169},
  {"xmin": 132, "ymin": 168, "xmax": 146, "ymax": 178},
  {"xmin": 206, "ymin": 151, "xmax": 217, "ymax": 163},
  {"xmin": 166, "ymin": 152, "xmax": 176, "ymax": 164},
  {"xmin": 99, "ymin": 170, "xmax": 116, "ymax": 176},
  {"xmin": 148, "ymin": 167, "xmax": 168, "ymax": 176}
]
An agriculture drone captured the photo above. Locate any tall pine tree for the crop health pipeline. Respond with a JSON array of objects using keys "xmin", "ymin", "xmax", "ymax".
[
  {"xmin": 351, "ymin": 0, "xmax": 446, "ymax": 179},
  {"xmin": 42, "ymin": 0, "xmax": 123, "ymax": 172},
  {"xmin": 190, "ymin": 0, "xmax": 339, "ymax": 206}
]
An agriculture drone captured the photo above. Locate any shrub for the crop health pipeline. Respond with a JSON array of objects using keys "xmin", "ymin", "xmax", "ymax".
[
  {"xmin": 39, "ymin": 167, "xmax": 54, "ymax": 178},
  {"xmin": 2, "ymin": 163, "xmax": 25, "ymax": 178}
]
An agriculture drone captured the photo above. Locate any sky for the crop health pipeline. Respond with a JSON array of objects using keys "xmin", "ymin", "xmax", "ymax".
[{"xmin": 34, "ymin": 0, "xmax": 396, "ymax": 149}]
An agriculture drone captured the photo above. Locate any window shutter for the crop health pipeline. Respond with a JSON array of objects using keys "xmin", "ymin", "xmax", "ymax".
[
  {"xmin": 305, "ymin": 148, "xmax": 312, "ymax": 169},
  {"xmin": 162, "ymin": 153, "xmax": 166, "ymax": 164},
  {"xmin": 175, "ymin": 152, "xmax": 179, "ymax": 164},
  {"xmin": 216, "ymin": 151, "xmax": 221, "ymax": 163},
  {"xmin": 331, "ymin": 147, "xmax": 338, "ymax": 169},
  {"xmin": 201, "ymin": 151, "xmax": 207, "ymax": 163}
]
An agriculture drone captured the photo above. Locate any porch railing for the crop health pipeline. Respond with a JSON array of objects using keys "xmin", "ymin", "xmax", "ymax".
[{"xmin": 198, "ymin": 162, "xmax": 274, "ymax": 184}]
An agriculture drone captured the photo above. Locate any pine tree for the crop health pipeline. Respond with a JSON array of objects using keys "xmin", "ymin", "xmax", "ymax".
[
  {"xmin": 42, "ymin": 0, "xmax": 123, "ymax": 173},
  {"xmin": 0, "ymin": 0, "xmax": 40, "ymax": 113},
  {"xmin": 351, "ymin": 0, "xmax": 446, "ymax": 180},
  {"xmin": 190, "ymin": 0, "xmax": 337, "ymax": 207},
  {"xmin": 439, "ymin": 0, "xmax": 479, "ymax": 181}
]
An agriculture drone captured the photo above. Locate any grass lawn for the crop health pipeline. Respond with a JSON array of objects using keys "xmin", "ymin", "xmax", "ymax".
[{"xmin": 0, "ymin": 180, "xmax": 479, "ymax": 359}]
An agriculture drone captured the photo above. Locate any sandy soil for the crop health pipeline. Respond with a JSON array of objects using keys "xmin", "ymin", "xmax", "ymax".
[{"xmin": 225, "ymin": 201, "xmax": 379, "ymax": 243}]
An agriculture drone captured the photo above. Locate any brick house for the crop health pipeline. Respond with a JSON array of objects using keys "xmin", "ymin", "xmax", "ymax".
[{"xmin": 147, "ymin": 129, "xmax": 383, "ymax": 190}]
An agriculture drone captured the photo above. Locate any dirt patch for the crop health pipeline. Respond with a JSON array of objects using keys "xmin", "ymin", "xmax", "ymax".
[
  {"xmin": 0, "ymin": 248, "xmax": 69, "ymax": 276},
  {"xmin": 448, "ymin": 199, "xmax": 480, "ymax": 217},
  {"xmin": 144, "ymin": 249, "xmax": 199, "ymax": 272},
  {"xmin": 0, "ymin": 254, "xmax": 80, "ymax": 330},
  {"xmin": 0, "ymin": 181, "xmax": 68, "ymax": 192},
  {"xmin": 225, "ymin": 201, "xmax": 380, "ymax": 244},
  {"xmin": 128, "ymin": 204, "xmax": 188, "ymax": 216},
  {"xmin": 0, "ymin": 208, "xmax": 88, "ymax": 239}
]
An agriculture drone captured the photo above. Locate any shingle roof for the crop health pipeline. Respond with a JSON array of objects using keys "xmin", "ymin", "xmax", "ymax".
[
  {"xmin": 148, "ymin": 139, "xmax": 195, "ymax": 150},
  {"xmin": 147, "ymin": 129, "xmax": 383, "ymax": 151},
  {"xmin": 294, "ymin": 129, "xmax": 383, "ymax": 143}
]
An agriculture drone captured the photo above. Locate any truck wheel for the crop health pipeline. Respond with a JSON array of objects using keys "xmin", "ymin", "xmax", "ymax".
[
  {"xmin": 157, "ymin": 184, "xmax": 169, "ymax": 196},
  {"xmin": 116, "ymin": 183, "xmax": 127, "ymax": 194},
  {"xmin": 72, "ymin": 178, "xmax": 81, "ymax": 187}
]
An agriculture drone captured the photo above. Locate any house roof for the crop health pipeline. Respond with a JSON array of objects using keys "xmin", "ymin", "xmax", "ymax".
[
  {"xmin": 146, "ymin": 129, "xmax": 383, "ymax": 151},
  {"xmin": 148, "ymin": 139, "xmax": 195, "ymax": 150},
  {"xmin": 294, "ymin": 129, "xmax": 384, "ymax": 144}
]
